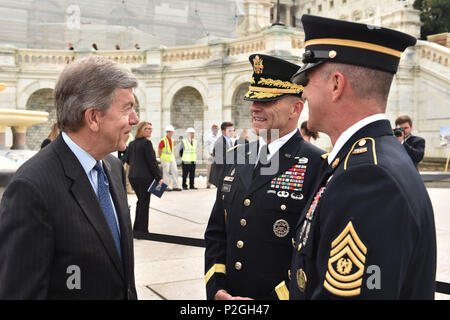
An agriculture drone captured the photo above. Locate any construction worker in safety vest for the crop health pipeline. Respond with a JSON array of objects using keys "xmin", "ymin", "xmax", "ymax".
[
  {"xmin": 158, "ymin": 125, "xmax": 181, "ymax": 191},
  {"xmin": 180, "ymin": 127, "xmax": 198, "ymax": 190}
]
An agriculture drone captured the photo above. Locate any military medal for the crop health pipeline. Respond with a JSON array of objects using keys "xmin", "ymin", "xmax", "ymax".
[
  {"xmin": 273, "ymin": 219, "xmax": 290, "ymax": 237},
  {"xmin": 298, "ymin": 187, "xmax": 326, "ymax": 247},
  {"xmin": 270, "ymin": 163, "xmax": 307, "ymax": 192}
]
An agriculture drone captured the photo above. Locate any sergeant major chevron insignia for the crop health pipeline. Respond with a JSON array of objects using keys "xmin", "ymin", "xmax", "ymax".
[{"xmin": 323, "ymin": 221, "xmax": 367, "ymax": 297}]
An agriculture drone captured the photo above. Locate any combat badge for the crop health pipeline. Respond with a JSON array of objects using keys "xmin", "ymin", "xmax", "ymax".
[
  {"xmin": 273, "ymin": 219, "xmax": 290, "ymax": 238},
  {"xmin": 323, "ymin": 221, "xmax": 367, "ymax": 297},
  {"xmin": 291, "ymin": 193, "xmax": 303, "ymax": 200}
]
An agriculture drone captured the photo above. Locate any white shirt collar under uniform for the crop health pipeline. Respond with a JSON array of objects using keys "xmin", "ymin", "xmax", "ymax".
[
  {"xmin": 258, "ymin": 128, "xmax": 299, "ymax": 163},
  {"xmin": 328, "ymin": 114, "xmax": 387, "ymax": 165}
]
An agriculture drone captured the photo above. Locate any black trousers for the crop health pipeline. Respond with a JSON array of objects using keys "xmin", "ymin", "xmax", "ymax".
[
  {"xmin": 182, "ymin": 161, "xmax": 196, "ymax": 188},
  {"xmin": 129, "ymin": 177, "xmax": 151, "ymax": 232}
]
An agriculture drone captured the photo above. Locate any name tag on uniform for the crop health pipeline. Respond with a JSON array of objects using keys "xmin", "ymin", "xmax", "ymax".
[
  {"xmin": 223, "ymin": 176, "xmax": 235, "ymax": 182},
  {"xmin": 222, "ymin": 183, "xmax": 232, "ymax": 193}
]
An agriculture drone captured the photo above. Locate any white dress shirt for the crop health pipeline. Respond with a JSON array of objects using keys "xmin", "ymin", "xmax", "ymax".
[{"xmin": 256, "ymin": 128, "xmax": 299, "ymax": 166}]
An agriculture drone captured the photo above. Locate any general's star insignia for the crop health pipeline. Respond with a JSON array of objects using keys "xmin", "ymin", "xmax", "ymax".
[{"xmin": 323, "ymin": 221, "xmax": 367, "ymax": 297}]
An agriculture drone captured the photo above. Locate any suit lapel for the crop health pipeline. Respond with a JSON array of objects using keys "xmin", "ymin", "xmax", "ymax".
[{"xmin": 53, "ymin": 135, "xmax": 125, "ymax": 279}]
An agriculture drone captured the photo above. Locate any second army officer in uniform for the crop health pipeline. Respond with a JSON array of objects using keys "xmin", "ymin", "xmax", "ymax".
[{"xmin": 204, "ymin": 54, "xmax": 325, "ymax": 300}]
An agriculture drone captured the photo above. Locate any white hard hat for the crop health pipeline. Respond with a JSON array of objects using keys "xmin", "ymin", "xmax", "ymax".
[
  {"xmin": 165, "ymin": 125, "xmax": 175, "ymax": 132},
  {"xmin": 186, "ymin": 127, "xmax": 195, "ymax": 133}
]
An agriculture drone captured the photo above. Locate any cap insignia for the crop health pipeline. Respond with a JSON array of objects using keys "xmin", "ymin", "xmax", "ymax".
[{"xmin": 253, "ymin": 55, "xmax": 264, "ymax": 74}]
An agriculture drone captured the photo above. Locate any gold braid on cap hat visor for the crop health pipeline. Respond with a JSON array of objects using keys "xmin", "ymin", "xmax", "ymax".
[
  {"xmin": 248, "ymin": 77, "xmax": 304, "ymax": 94},
  {"xmin": 305, "ymin": 38, "xmax": 403, "ymax": 58}
]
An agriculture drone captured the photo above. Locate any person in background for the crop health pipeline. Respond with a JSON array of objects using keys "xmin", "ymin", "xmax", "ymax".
[
  {"xmin": 208, "ymin": 122, "xmax": 234, "ymax": 188},
  {"xmin": 158, "ymin": 125, "xmax": 181, "ymax": 191},
  {"xmin": 300, "ymin": 120, "xmax": 319, "ymax": 143},
  {"xmin": 92, "ymin": 43, "xmax": 98, "ymax": 51},
  {"xmin": 40, "ymin": 122, "xmax": 60, "ymax": 149},
  {"xmin": 134, "ymin": 43, "xmax": 140, "ymax": 50},
  {"xmin": 68, "ymin": 42, "xmax": 74, "ymax": 50},
  {"xmin": 125, "ymin": 121, "xmax": 162, "ymax": 237},
  {"xmin": 394, "ymin": 115, "xmax": 425, "ymax": 168},
  {"xmin": 234, "ymin": 128, "xmax": 249, "ymax": 146},
  {"xmin": 205, "ymin": 124, "xmax": 220, "ymax": 189},
  {"xmin": 115, "ymin": 44, "xmax": 121, "ymax": 50},
  {"xmin": 180, "ymin": 127, "xmax": 197, "ymax": 190}
]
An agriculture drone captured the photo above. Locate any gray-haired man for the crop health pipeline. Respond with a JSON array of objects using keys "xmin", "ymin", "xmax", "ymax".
[{"xmin": 0, "ymin": 56, "xmax": 139, "ymax": 299}]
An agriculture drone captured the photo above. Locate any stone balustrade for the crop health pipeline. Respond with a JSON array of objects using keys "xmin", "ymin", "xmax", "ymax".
[
  {"xmin": 226, "ymin": 36, "xmax": 266, "ymax": 57},
  {"xmin": 95, "ymin": 50, "xmax": 147, "ymax": 65},
  {"xmin": 14, "ymin": 49, "xmax": 146, "ymax": 66},
  {"xmin": 418, "ymin": 41, "xmax": 450, "ymax": 68},
  {"xmin": 16, "ymin": 50, "xmax": 76, "ymax": 66},
  {"xmin": 162, "ymin": 45, "xmax": 211, "ymax": 63}
]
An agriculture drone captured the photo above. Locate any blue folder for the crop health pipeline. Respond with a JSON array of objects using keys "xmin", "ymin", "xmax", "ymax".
[{"xmin": 147, "ymin": 179, "xmax": 168, "ymax": 198}]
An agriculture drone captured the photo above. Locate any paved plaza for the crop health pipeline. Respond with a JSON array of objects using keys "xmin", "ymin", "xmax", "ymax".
[
  {"xmin": 131, "ymin": 175, "xmax": 450, "ymax": 300},
  {"xmin": 0, "ymin": 173, "xmax": 447, "ymax": 299}
]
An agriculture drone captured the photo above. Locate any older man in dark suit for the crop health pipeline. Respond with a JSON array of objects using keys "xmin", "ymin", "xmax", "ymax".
[{"xmin": 0, "ymin": 56, "xmax": 139, "ymax": 299}]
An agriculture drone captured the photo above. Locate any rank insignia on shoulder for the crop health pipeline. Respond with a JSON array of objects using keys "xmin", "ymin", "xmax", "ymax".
[{"xmin": 323, "ymin": 221, "xmax": 367, "ymax": 297}]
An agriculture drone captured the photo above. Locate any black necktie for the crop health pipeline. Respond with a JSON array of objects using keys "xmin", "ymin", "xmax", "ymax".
[{"xmin": 253, "ymin": 144, "xmax": 270, "ymax": 179}]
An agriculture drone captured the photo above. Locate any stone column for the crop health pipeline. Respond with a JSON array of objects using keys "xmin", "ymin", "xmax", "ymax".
[{"xmin": 11, "ymin": 126, "xmax": 27, "ymax": 149}]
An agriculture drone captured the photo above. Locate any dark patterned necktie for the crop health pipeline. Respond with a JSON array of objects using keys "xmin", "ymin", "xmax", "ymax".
[
  {"xmin": 253, "ymin": 144, "xmax": 270, "ymax": 179},
  {"xmin": 94, "ymin": 161, "xmax": 122, "ymax": 259}
]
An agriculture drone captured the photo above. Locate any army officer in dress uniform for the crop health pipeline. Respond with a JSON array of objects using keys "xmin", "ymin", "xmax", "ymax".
[
  {"xmin": 204, "ymin": 54, "xmax": 325, "ymax": 300},
  {"xmin": 286, "ymin": 15, "xmax": 436, "ymax": 299}
]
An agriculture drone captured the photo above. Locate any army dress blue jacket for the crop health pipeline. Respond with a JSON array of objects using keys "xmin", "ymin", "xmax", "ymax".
[
  {"xmin": 204, "ymin": 130, "xmax": 325, "ymax": 299},
  {"xmin": 288, "ymin": 119, "xmax": 436, "ymax": 300}
]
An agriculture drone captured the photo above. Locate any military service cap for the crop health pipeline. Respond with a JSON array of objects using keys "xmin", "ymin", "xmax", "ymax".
[
  {"xmin": 291, "ymin": 15, "xmax": 417, "ymax": 85},
  {"xmin": 244, "ymin": 54, "xmax": 304, "ymax": 102}
]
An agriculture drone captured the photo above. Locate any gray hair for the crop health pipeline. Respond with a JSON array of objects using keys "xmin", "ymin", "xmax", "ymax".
[{"xmin": 55, "ymin": 56, "xmax": 138, "ymax": 132}]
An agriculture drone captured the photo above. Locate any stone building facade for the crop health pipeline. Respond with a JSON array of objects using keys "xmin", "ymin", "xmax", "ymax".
[{"xmin": 0, "ymin": 1, "xmax": 449, "ymax": 160}]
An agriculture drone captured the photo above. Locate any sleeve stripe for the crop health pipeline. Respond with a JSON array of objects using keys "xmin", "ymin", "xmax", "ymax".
[
  {"xmin": 275, "ymin": 281, "xmax": 289, "ymax": 300},
  {"xmin": 205, "ymin": 264, "xmax": 226, "ymax": 284}
]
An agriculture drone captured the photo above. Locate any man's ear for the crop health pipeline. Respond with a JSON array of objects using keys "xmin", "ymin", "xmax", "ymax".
[
  {"xmin": 290, "ymin": 98, "xmax": 304, "ymax": 119},
  {"xmin": 330, "ymin": 72, "xmax": 346, "ymax": 102},
  {"xmin": 84, "ymin": 107, "xmax": 101, "ymax": 132}
]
